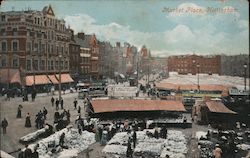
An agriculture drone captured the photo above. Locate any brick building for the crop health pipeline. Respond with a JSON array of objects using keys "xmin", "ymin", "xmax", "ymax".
[
  {"xmin": 220, "ymin": 54, "xmax": 249, "ymax": 77},
  {"xmin": 0, "ymin": 5, "xmax": 73, "ymax": 89},
  {"xmin": 69, "ymin": 29, "xmax": 80, "ymax": 80},
  {"xmin": 139, "ymin": 45, "xmax": 152, "ymax": 75},
  {"xmin": 167, "ymin": 54, "xmax": 221, "ymax": 75},
  {"xmin": 74, "ymin": 32, "xmax": 100, "ymax": 81}
]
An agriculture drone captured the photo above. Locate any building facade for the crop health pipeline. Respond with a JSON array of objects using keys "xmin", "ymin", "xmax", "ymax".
[
  {"xmin": 220, "ymin": 54, "xmax": 249, "ymax": 77},
  {"xmin": 74, "ymin": 32, "xmax": 100, "ymax": 81},
  {"xmin": 69, "ymin": 29, "xmax": 80, "ymax": 80},
  {"xmin": 167, "ymin": 54, "xmax": 221, "ymax": 75},
  {"xmin": 0, "ymin": 5, "xmax": 72, "ymax": 88}
]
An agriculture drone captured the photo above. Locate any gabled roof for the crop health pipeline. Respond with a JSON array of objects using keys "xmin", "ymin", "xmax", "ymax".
[
  {"xmin": 42, "ymin": 5, "xmax": 55, "ymax": 16},
  {"xmin": 206, "ymin": 101, "xmax": 236, "ymax": 114},
  {"xmin": 91, "ymin": 99, "xmax": 186, "ymax": 113}
]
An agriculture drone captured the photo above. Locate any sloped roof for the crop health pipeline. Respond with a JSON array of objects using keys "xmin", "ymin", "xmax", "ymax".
[
  {"xmin": 91, "ymin": 99, "xmax": 186, "ymax": 113},
  {"xmin": 206, "ymin": 101, "xmax": 236, "ymax": 114},
  {"xmin": 74, "ymin": 35, "xmax": 92, "ymax": 48}
]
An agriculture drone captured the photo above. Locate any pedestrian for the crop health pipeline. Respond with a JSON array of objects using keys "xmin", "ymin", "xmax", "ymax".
[
  {"xmin": 154, "ymin": 126, "xmax": 159, "ymax": 139},
  {"xmin": 213, "ymin": 144, "xmax": 222, "ymax": 158},
  {"xmin": 24, "ymin": 144, "xmax": 32, "ymax": 158},
  {"xmin": 126, "ymin": 138, "xmax": 133, "ymax": 158},
  {"xmin": 1, "ymin": 118, "xmax": 8, "ymax": 134},
  {"xmin": 78, "ymin": 106, "xmax": 81, "ymax": 114},
  {"xmin": 161, "ymin": 126, "xmax": 167, "ymax": 139},
  {"xmin": 31, "ymin": 89, "xmax": 36, "ymax": 102},
  {"xmin": 55, "ymin": 98, "xmax": 59, "ymax": 110},
  {"xmin": 54, "ymin": 110, "xmax": 60, "ymax": 123},
  {"xmin": 132, "ymin": 129, "xmax": 137, "ymax": 149},
  {"xmin": 51, "ymin": 96, "xmax": 55, "ymax": 107},
  {"xmin": 60, "ymin": 98, "xmax": 64, "ymax": 109},
  {"xmin": 73, "ymin": 98, "xmax": 78, "ymax": 110},
  {"xmin": 66, "ymin": 110, "xmax": 71, "ymax": 123},
  {"xmin": 101, "ymin": 129, "xmax": 108, "ymax": 146},
  {"xmin": 43, "ymin": 107, "xmax": 48, "ymax": 120},
  {"xmin": 59, "ymin": 132, "xmax": 65, "ymax": 147},
  {"xmin": 25, "ymin": 113, "xmax": 32, "ymax": 127},
  {"xmin": 17, "ymin": 104, "xmax": 23, "ymax": 118}
]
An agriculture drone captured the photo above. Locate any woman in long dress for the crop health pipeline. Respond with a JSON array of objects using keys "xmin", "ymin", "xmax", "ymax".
[{"xmin": 25, "ymin": 113, "xmax": 32, "ymax": 127}]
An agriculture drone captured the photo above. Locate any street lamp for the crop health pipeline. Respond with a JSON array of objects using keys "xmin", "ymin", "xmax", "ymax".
[
  {"xmin": 192, "ymin": 60, "xmax": 196, "ymax": 75},
  {"xmin": 197, "ymin": 64, "xmax": 200, "ymax": 92},
  {"xmin": 244, "ymin": 63, "xmax": 247, "ymax": 91},
  {"xmin": 58, "ymin": 54, "xmax": 62, "ymax": 101}
]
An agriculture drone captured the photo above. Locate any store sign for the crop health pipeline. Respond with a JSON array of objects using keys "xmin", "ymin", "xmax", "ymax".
[{"xmin": 107, "ymin": 85, "xmax": 138, "ymax": 97}]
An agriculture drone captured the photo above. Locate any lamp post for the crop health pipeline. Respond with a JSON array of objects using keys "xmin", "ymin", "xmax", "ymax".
[
  {"xmin": 244, "ymin": 63, "xmax": 247, "ymax": 91},
  {"xmin": 58, "ymin": 54, "xmax": 62, "ymax": 101},
  {"xmin": 197, "ymin": 64, "xmax": 200, "ymax": 92},
  {"xmin": 32, "ymin": 55, "xmax": 36, "ymax": 90}
]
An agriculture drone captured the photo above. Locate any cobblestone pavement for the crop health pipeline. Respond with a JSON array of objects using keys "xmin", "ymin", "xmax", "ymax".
[
  {"xmin": 0, "ymin": 93, "xmax": 209, "ymax": 158},
  {"xmin": 0, "ymin": 92, "xmax": 83, "ymax": 157}
]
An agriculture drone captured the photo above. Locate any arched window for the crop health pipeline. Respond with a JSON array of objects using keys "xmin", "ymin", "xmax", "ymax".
[
  {"xmin": 1, "ymin": 40, "xmax": 7, "ymax": 52},
  {"xmin": 12, "ymin": 56, "xmax": 19, "ymax": 68},
  {"xmin": 0, "ymin": 55, "xmax": 7, "ymax": 67},
  {"xmin": 12, "ymin": 39, "xmax": 19, "ymax": 51}
]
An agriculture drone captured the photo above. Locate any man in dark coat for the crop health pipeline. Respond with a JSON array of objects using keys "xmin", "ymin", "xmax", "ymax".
[
  {"xmin": 126, "ymin": 138, "xmax": 133, "ymax": 158},
  {"xmin": 78, "ymin": 106, "xmax": 81, "ymax": 114},
  {"xmin": 25, "ymin": 113, "xmax": 32, "ymax": 127},
  {"xmin": 60, "ymin": 98, "xmax": 64, "ymax": 109},
  {"xmin": 132, "ymin": 130, "xmax": 137, "ymax": 149},
  {"xmin": 24, "ymin": 144, "xmax": 32, "ymax": 158},
  {"xmin": 59, "ymin": 132, "xmax": 65, "ymax": 147},
  {"xmin": 55, "ymin": 98, "xmax": 59, "ymax": 110},
  {"xmin": 43, "ymin": 107, "xmax": 48, "ymax": 120},
  {"xmin": 51, "ymin": 97, "xmax": 55, "ymax": 107},
  {"xmin": 73, "ymin": 98, "xmax": 78, "ymax": 110},
  {"xmin": 1, "ymin": 118, "xmax": 8, "ymax": 134},
  {"xmin": 17, "ymin": 104, "xmax": 23, "ymax": 118}
]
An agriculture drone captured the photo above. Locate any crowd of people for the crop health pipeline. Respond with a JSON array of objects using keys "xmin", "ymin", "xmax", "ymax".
[{"xmin": 34, "ymin": 107, "xmax": 48, "ymax": 129}]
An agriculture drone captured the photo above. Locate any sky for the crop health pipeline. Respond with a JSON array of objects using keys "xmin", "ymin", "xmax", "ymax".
[{"xmin": 0, "ymin": 0, "xmax": 249, "ymax": 57}]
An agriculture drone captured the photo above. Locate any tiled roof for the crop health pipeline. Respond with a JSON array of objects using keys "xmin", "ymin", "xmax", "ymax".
[{"xmin": 91, "ymin": 99, "xmax": 186, "ymax": 113}]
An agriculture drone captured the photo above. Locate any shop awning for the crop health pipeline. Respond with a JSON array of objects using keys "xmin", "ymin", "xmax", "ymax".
[
  {"xmin": 48, "ymin": 75, "xmax": 59, "ymax": 84},
  {"xmin": 206, "ymin": 101, "xmax": 237, "ymax": 114},
  {"xmin": 91, "ymin": 99, "xmax": 186, "ymax": 113},
  {"xmin": 0, "ymin": 68, "xmax": 21, "ymax": 84},
  {"xmin": 25, "ymin": 75, "xmax": 51, "ymax": 86},
  {"xmin": 55, "ymin": 74, "xmax": 74, "ymax": 83}
]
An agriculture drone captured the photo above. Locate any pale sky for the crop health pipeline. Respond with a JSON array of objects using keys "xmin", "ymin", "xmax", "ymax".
[{"xmin": 1, "ymin": 0, "xmax": 249, "ymax": 57}]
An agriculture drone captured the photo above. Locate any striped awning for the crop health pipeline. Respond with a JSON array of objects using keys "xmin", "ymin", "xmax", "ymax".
[
  {"xmin": 0, "ymin": 68, "xmax": 21, "ymax": 84},
  {"xmin": 55, "ymin": 74, "xmax": 74, "ymax": 83},
  {"xmin": 25, "ymin": 75, "xmax": 51, "ymax": 86}
]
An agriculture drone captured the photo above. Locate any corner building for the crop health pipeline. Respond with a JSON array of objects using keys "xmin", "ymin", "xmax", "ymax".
[{"xmin": 0, "ymin": 5, "xmax": 73, "ymax": 89}]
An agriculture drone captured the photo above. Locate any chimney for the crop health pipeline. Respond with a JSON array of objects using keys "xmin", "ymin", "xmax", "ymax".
[{"xmin": 77, "ymin": 32, "xmax": 85, "ymax": 40}]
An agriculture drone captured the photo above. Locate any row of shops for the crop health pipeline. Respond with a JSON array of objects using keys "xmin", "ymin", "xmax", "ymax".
[{"xmin": 0, "ymin": 68, "xmax": 74, "ymax": 94}]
